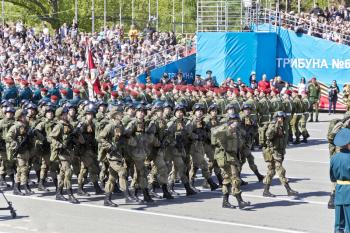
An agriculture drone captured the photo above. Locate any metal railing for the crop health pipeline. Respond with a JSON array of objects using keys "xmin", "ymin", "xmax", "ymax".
[
  {"xmin": 110, "ymin": 41, "xmax": 196, "ymax": 84},
  {"xmin": 254, "ymin": 8, "xmax": 350, "ymax": 45},
  {"xmin": 197, "ymin": 0, "xmax": 254, "ymax": 32}
]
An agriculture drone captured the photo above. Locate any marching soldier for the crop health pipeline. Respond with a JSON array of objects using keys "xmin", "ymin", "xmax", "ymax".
[
  {"xmin": 203, "ymin": 103, "xmax": 224, "ymax": 187},
  {"xmin": 0, "ymin": 106, "xmax": 16, "ymax": 187},
  {"xmin": 6, "ymin": 109, "xmax": 34, "ymax": 195},
  {"xmin": 290, "ymin": 90, "xmax": 303, "ymax": 144},
  {"xmin": 212, "ymin": 113, "xmax": 250, "ymax": 209},
  {"xmin": 35, "ymin": 105, "xmax": 59, "ymax": 191},
  {"xmin": 262, "ymin": 111, "xmax": 298, "ymax": 197},
  {"xmin": 146, "ymin": 102, "xmax": 174, "ymax": 199},
  {"xmin": 98, "ymin": 106, "xmax": 136, "ymax": 207},
  {"xmin": 124, "ymin": 104, "xmax": 155, "ymax": 203},
  {"xmin": 165, "ymin": 104, "xmax": 197, "ymax": 196},
  {"xmin": 188, "ymin": 103, "xmax": 219, "ymax": 191},
  {"xmin": 239, "ymin": 104, "xmax": 264, "ymax": 183},
  {"xmin": 49, "ymin": 107, "xmax": 84, "ymax": 203},
  {"xmin": 77, "ymin": 104, "xmax": 103, "ymax": 196}
]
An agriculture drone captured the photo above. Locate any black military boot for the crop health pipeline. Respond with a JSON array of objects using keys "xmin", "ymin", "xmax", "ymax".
[
  {"xmin": 253, "ymin": 170, "xmax": 265, "ymax": 182},
  {"xmin": 113, "ymin": 182, "xmax": 123, "ymax": 194},
  {"xmin": 23, "ymin": 183, "xmax": 34, "ymax": 195},
  {"xmin": 263, "ymin": 184, "xmax": 276, "ymax": 197},
  {"xmin": 284, "ymin": 183, "xmax": 299, "ymax": 196},
  {"xmin": 301, "ymin": 137, "xmax": 308, "ymax": 143},
  {"xmin": 56, "ymin": 187, "xmax": 67, "ymax": 201},
  {"xmin": 13, "ymin": 182, "xmax": 24, "ymax": 196},
  {"xmin": 9, "ymin": 174, "xmax": 15, "ymax": 188},
  {"xmin": 184, "ymin": 182, "xmax": 197, "ymax": 196},
  {"xmin": 124, "ymin": 189, "xmax": 137, "ymax": 204},
  {"xmin": 216, "ymin": 173, "xmax": 224, "ymax": 187},
  {"xmin": 142, "ymin": 188, "xmax": 154, "ymax": 203},
  {"xmin": 35, "ymin": 170, "xmax": 40, "ymax": 184},
  {"xmin": 93, "ymin": 181, "xmax": 104, "ymax": 195},
  {"xmin": 309, "ymin": 114, "xmax": 314, "ymax": 122},
  {"xmin": 328, "ymin": 192, "xmax": 335, "ymax": 209},
  {"xmin": 207, "ymin": 178, "xmax": 219, "ymax": 191},
  {"xmin": 0, "ymin": 174, "xmax": 7, "ymax": 188},
  {"xmin": 235, "ymin": 193, "xmax": 250, "ymax": 209},
  {"xmin": 131, "ymin": 188, "xmax": 143, "ymax": 203},
  {"xmin": 77, "ymin": 183, "xmax": 90, "ymax": 196},
  {"xmin": 191, "ymin": 180, "xmax": 201, "ymax": 193},
  {"xmin": 67, "ymin": 189, "xmax": 80, "ymax": 204},
  {"xmin": 149, "ymin": 183, "xmax": 161, "ymax": 198},
  {"xmin": 104, "ymin": 193, "xmax": 118, "ymax": 207},
  {"xmin": 168, "ymin": 183, "xmax": 180, "ymax": 196},
  {"xmin": 162, "ymin": 184, "xmax": 174, "ymax": 200},
  {"xmin": 240, "ymin": 179, "xmax": 248, "ymax": 186},
  {"xmin": 293, "ymin": 138, "xmax": 300, "ymax": 145},
  {"xmin": 38, "ymin": 179, "xmax": 49, "ymax": 192},
  {"xmin": 222, "ymin": 194, "xmax": 235, "ymax": 209},
  {"xmin": 53, "ymin": 178, "xmax": 58, "ymax": 192}
]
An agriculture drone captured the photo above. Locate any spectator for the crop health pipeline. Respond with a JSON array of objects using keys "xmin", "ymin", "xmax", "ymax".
[
  {"xmin": 193, "ymin": 74, "xmax": 203, "ymax": 86},
  {"xmin": 249, "ymin": 71, "xmax": 258, "ymax": 89},
  {"xmin": 258, "ymin": 74, "xmax": 270, "ymax": 92},
  {"xmin": 298, "ymin": 77, "xmax": 307, "ymax": 95},
  {"xmin": 275, "ymin": 76, "xmax": 285, "ymax": 92},
  {"xmin": 281, "ymin": 82, "xmax": 293, "ymax": 95},
  {"xmin": 128, "ymin": 24, "xmax": 139, "ymax": 43},
  {"xmin": 328, "ymin": 80, "xmax": 340, "ymax": 114},
  {"xmin": 204, "ymin": 70, "xmax": 217, "ymax": 87}
]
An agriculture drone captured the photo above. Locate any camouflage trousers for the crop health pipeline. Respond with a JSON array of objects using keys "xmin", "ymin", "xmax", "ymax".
[
  {"xmin": 300, "ymin": 113, "xmax": 310, "ymax": 138},
  {"xmin": 240, "ymin": 147, "xmax": 258, "ymax": 173},
  {"xmin": 0, "ymin": 151, "xmax": 8, "ymax": 175},
  {"xmin": 165, "ymin": 146, "xmax": 189, "ymax": 184},
  {"xmin": 204, "ymin": 143, "xmax": 221, "ymax": 176},
  {"xmin": 77, "ymin": 149, "xmax": 99, "ymax": 185},
  {"xmin": 189, "ymin": 141, "xmax": 211, "ymax": 182},
  {"xmin": 148, "ymin": 149, "xmax": 169, "ymax": 186},
  {"xmin": 105, "ymin": 158, "xmax": 127, "ymax": 194},
  {"xmin": 15, "ymin": 152, "xmax": 30, "ymax": 185},
  {"xmin": 58, "ymin": 154, "xmax": 73, "ymax": 189},
  {"xmin": 216, "ymin": 154, "xmax": 241, "ymax": 195},
  {"xmin": 262, "ymin": 150, "xmax": 288, "ymax": 185},
  {"xmin": 290, "ymin": 114, "xmax": 302, "ymax": 140},
  {"xmin": 39, "ymin": 153, "xmax": 59, "ymax": 180},
  {"xmin": 130, "ymin": 155, "xmax": 148, "ymax": 190}
]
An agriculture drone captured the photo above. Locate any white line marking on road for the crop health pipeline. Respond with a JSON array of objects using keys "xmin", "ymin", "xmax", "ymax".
[
  {"xmin": 6, "ymin": 194, "xmax": 309, "ymax": 233},
  {"xmin": 244, "ymin": 194, "xmax": 327, "ymax": 205}
]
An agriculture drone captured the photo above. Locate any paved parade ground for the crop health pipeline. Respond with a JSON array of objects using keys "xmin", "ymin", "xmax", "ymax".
[{"xmin": 0, "ymin": 113, "xmax": 335, "ymax": 233}]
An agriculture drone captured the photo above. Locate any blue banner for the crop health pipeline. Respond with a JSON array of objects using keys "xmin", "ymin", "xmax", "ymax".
[
  {"xmin": 196, "ymin": 32, "xmax": 277, "ymax": 85},
  {"xmin": 276, "ymin": 26, "xmax": 350, "ymax": 87},
  {"xmin": 197, "ymin": 27, "xmax": 350, "ymax": 87},
  {"xmin": 138, "ymin": 54, "xmax": 196, "ymax": 84}
]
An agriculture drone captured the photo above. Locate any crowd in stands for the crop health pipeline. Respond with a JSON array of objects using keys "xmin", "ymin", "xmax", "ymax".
[
  {"xmin": 0, "ymin": 21, "xmax": 195, "ymax": 96},
  {"xmin": 274, "ymin": 4, "xmax": 350, "ymax": 45}
]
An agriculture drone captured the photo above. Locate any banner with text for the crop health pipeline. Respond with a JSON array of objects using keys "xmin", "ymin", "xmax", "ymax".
[{"xmin": 138, "ymin": 54, "xmax": 196, "ymax": 84}]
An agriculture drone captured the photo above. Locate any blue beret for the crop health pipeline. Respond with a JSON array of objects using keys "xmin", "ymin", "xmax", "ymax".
[{"xmin": 334, "ymin": 128, "xmax": 350, "ymax": 147}]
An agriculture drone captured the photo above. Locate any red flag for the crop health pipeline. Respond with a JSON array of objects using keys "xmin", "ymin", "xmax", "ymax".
[{"xmin": 86, "ymin": 39, "xmax": 101, "ymax": 99}]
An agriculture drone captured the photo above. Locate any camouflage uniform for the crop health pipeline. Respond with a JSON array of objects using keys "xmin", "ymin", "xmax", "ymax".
[
  {"xmin": 212, "ymin": 114, "xmax": 250, "ymax": 209},
  {"xmin": 262, "ymin": 112, "xmax": 298, "ymax": 197}
]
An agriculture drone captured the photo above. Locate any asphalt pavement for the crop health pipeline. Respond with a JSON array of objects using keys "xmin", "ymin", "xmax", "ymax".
[{"xmin": 0, "ymin": 113, "xmax": 337, "ymax": 233}]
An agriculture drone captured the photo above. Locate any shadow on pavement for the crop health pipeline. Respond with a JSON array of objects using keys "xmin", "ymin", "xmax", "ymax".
[
  {"xmin": 0, "ymin": 215, "xmax": 29, "ymax": 221},
  {"xmin": 244, "ymin": 200, "xmax": 307, "ymax": 211}
]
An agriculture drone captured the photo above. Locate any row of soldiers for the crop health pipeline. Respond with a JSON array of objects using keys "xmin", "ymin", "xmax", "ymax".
[{"xmin": 0, "ymin": 87, "xmax": 308, "ymax": 208}]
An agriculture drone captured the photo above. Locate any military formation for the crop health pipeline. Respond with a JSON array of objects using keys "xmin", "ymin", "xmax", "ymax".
[{"xmin": 0, "ymin": 75, "xmax": 321, "ymax": 209}]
